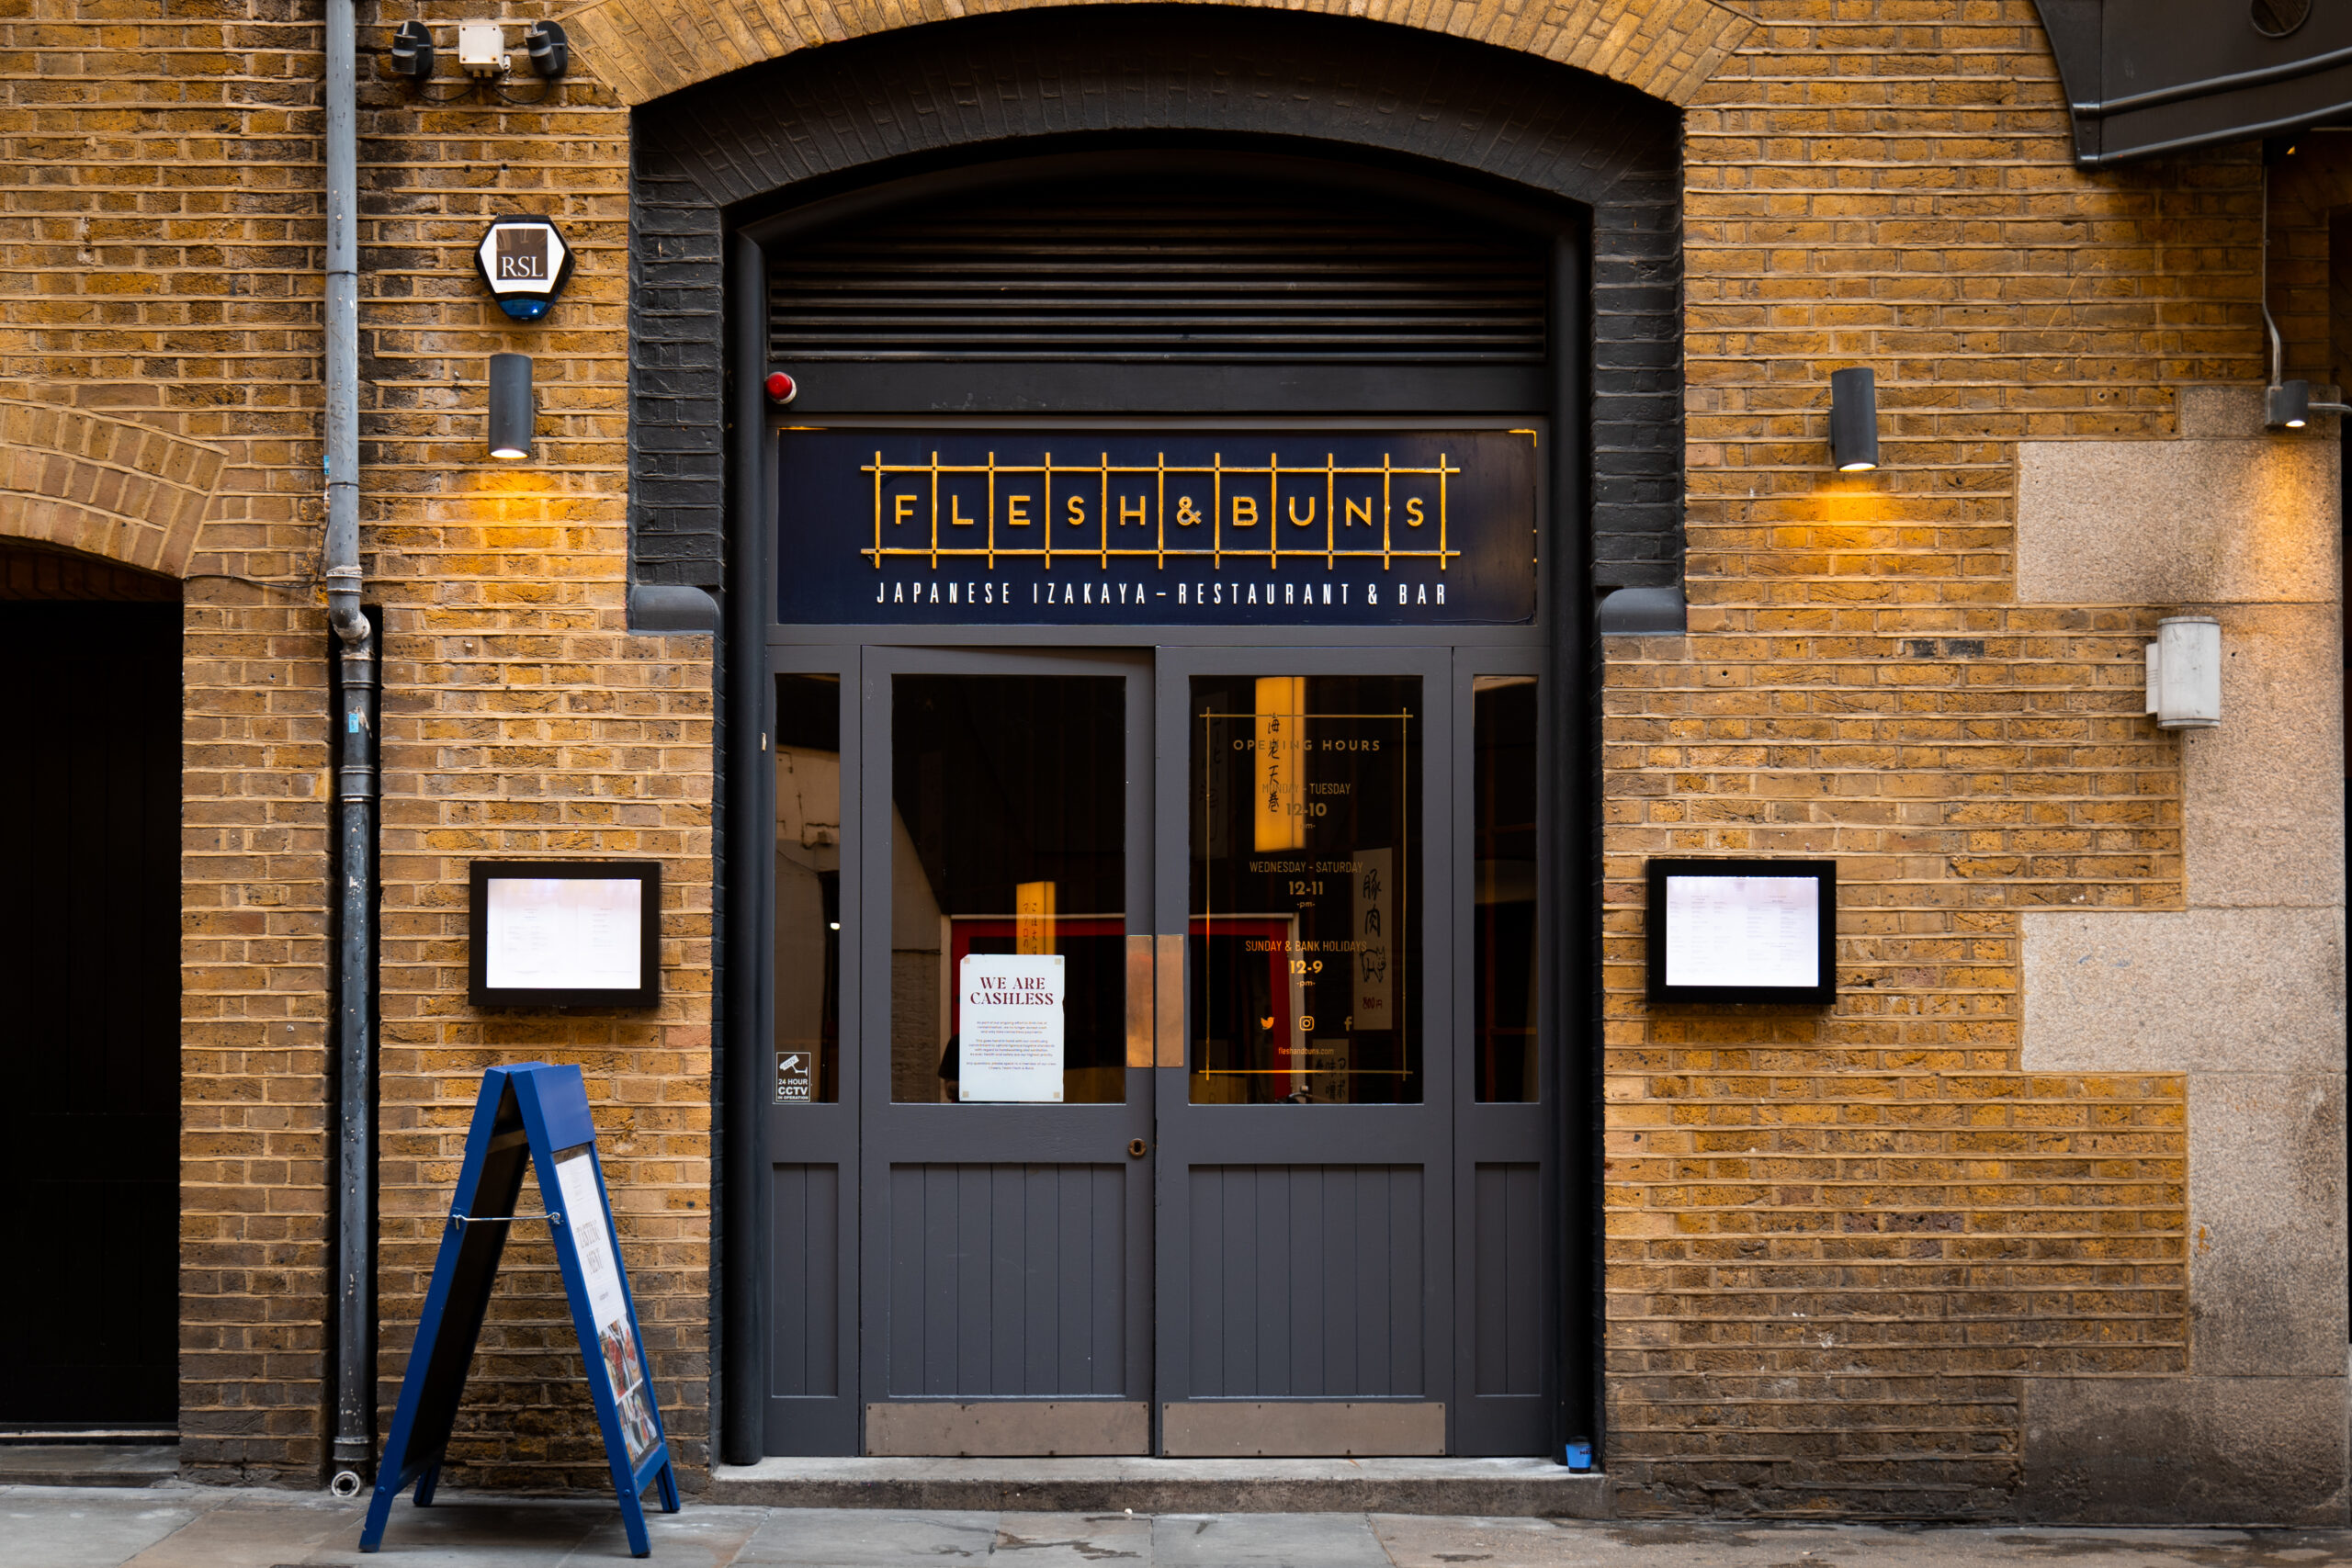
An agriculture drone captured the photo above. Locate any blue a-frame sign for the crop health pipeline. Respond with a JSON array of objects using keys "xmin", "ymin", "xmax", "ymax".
[{"xmin": 360, "ymin": 1063, "xmax": 680, "ymax": 1556}]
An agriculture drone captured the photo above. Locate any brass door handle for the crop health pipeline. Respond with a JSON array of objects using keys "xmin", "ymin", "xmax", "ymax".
[{"xmin": 1127, "ymin": 1138, "xmax": 1148, "ymax": 1158}]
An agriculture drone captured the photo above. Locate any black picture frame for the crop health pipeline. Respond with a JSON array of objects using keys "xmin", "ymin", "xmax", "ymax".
[
  {"xmin": 1645, "ymin": 857, "xmax": 1837, "ymax": 1006},
  {"xmin": 469, "ymin": 860, "xmax": 661, "ymax": 1010}
]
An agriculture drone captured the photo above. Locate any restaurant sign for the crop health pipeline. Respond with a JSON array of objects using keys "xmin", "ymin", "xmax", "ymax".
[{"xmin": 775, "ymin": 428, "xmax": 1540, "ymax": 626}]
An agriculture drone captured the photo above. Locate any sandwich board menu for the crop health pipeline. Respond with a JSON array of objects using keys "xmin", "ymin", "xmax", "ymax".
[{"xmin": 359, "ymin": 1063, "xmax": 678, "ymax": 1557}]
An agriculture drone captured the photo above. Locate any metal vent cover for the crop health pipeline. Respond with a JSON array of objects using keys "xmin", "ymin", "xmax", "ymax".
[{"xmin": 766, "ymin": 180, "xmax": 1548, "ymax": 366}]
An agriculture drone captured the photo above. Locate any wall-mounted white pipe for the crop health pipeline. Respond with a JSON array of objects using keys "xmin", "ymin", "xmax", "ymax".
[{"xmin": 2146, "ymin": 615, "xmax": 2222, "ymax": 730}]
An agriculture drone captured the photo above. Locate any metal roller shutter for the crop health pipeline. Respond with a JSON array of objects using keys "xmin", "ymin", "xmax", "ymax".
[{"xmin": 767, "ymin": 179, "xmax": 1547, "ymax": 367}]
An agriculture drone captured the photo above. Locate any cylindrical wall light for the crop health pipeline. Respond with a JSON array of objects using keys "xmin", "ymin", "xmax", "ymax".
[
  {"xmin": 488, "ymin": 352, "xmax": 534, "ymax": 460},
  {"xmin": 2266, "ymin": 378, "xmax": 2312, "ymax": 429},
  {"xmin": 2145, "ymin": 615, "xmax": 2222, "ymax": 729},
  {"xmin": 1829, "ymin": 366, "xmax": 1880, "ymax": 471}
]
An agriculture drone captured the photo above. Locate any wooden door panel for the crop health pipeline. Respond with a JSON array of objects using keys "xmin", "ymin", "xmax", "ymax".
[
  {"xmin": 1184, "ymin": 1164, "xmax": 1425, "ymax": 1398},
  {"xmin": 884, "ymin": 1161, "xmax": 1127, "ymax": 1397}
]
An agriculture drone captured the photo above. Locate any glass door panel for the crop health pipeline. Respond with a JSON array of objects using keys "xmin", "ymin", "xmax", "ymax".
[
  {"xmin": 1186, "ymin": 674, "xmax": 1423, "ymax": 1105},
  {"xmin": 775, "ymin": 672, "xmax": 843, "ymax": 1104},
  {"xmin": 887, "ymin": 674, "xmax": 1128, "ymax": 1104},
  {"xmin": 1471, "ymin": 674, "xmax": 1539, "ymax": 1104}
]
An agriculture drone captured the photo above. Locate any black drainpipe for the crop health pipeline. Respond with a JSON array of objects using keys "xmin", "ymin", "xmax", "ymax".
[{"xmin": 330, "ymin": 611, "xmax": 378, "ymax": 1494}]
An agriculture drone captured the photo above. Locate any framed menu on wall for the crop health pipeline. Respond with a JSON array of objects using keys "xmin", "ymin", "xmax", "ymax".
[
  {"xmin": 469, "ymin": 861, "xmax": 661, "ymax": 1009},
  {"xmin": 1645, "ymin": 858, "xmax": 1836, "ymax": 1005}
]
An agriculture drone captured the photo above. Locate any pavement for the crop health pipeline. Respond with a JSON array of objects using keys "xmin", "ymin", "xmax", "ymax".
[{"xmin": 2, "ymin": 1487, "xmax": 2351, "ymax": 1568}]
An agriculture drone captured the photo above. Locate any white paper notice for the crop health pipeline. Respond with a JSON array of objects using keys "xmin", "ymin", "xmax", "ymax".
[
  {"xmin": 553, "ymin": 1146, "xmax": 662, "ymax": 1463},
  {"xmin": 957, "ymin": 953, "xmax": 1066, "ymax": 1102},
  {"xmin": 485, "ymin": 877, "xmax": 641, "ymax": 991},
  {"xmin": 1663, "ymin": 874, "xmax": 1820, "ymax": 989}
]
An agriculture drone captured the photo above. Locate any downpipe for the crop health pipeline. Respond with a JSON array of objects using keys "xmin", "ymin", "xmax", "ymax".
[
  {"xmin": 329, "ymin": 613, "xmax": 376, "ymax": 1493},
  {"xmin": 323, "ymin": 0, "xmax": 376, "ymax": 1494}
]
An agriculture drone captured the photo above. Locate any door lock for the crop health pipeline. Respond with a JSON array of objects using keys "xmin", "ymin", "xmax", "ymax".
[{"xmin": 1127, "ymin": 1138, "xmax": 1148, "ymax": 1158}]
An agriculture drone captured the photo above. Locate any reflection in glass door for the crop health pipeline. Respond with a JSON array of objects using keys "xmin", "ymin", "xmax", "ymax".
[
  {"xmin": 888, "ymin": 676, "xmax": 1129, "ymax": 1107},
  {"xmin": 1189, "ymin": 675, "xmax": 1424, "ymax": 1106}
]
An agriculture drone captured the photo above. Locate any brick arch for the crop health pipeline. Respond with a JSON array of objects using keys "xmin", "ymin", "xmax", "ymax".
[
  {"xmin": 568, "ymin": 0, "xmax": 1754, "ymax": 110},
  {"xmin": 0, "ymin": 401, "xmax": 225, "ymax": 579},
  {"xmin": 629, "ymin": 6, "xmax": 1687, "ymax": 591}
]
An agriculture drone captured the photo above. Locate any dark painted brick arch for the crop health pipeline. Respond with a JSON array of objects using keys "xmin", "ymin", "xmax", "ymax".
[{"xmin": 628, "ymin": 5, "xmax": 1683, "ymax": 591}]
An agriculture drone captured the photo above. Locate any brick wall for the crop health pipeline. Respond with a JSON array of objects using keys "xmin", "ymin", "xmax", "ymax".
[
  {"xmin": 0, "ymin": 0, "xmax": 714, "ymax": 1483},
  {"xmin": 1599, "ymin": 0, "xmax": 2242, "ymax": 1516},
  {"xmin": 0, "ymin": 0, "xmax": 2290, "ymax": 1513},
  {"xmin": 353, "ymin": 38, "xmax": 717, "ymax": 1484}
]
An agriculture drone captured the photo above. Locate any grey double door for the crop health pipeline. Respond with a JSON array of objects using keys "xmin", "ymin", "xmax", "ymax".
[{"xmin": 767, "ymin": 642, "xmax": 1553, "ymax": 1457}]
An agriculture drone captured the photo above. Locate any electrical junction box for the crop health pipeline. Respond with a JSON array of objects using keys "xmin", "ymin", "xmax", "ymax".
[{"xmin": 456, "ymin": 21, "xmax": 508, "ymax": 77}]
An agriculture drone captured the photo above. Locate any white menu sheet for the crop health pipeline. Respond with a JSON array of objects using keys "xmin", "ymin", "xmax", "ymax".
[
  {"xmin": 1663, "ymin": 874, "xmax": 1820, "ymax": 989},
  {"xmin": 957, "ymin": 953, "xmax": 1066, "ymax": 1101},
  {"xmin": 485, "ymin": 876, "xmax": 641, "ymax": 991}
]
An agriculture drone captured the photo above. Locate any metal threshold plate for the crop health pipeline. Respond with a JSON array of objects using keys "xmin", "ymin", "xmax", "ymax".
[
  {"xmin": 866, "ymin": 1402, "xmax": 1148, "ymax": 1457},
  {"xmin": 1161, "ymin": 1402, "xmax": 1444, "ymax": 1457}
]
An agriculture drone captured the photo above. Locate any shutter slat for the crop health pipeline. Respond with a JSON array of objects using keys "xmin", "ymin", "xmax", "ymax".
[{"xmin": 767, "ymin": 181, "xmax": 1547, "ymax": 366}]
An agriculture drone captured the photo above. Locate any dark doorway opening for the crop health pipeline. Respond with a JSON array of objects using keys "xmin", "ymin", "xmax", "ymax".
[{"xmin": 0, "ymin": 546, "xmax": 181, "ymax": 1429}]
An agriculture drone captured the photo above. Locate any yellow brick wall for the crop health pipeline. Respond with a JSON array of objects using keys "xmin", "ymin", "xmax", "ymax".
[
  {"xmin": 1, "ymin": 0, "xmax": 2265, "ymax": 1509},
  {"xmin": 1606, "ymin": 0, "xmax": 2226, "ymax": 1513},
  {"xmin": 0, "ymin": 0, "xmax": 711, "ymax": 1483},
  {"xmin": 357, "ymin": 62, "xmax": 716, "ymax": 1484}
]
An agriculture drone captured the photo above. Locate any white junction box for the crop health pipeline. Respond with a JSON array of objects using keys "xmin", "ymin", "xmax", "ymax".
[{"xmin": 456, "ymin": 21, "xmax": 509, "ymax": 77}]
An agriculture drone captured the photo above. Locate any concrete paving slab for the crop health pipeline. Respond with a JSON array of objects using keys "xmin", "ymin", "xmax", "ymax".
[
  {"xmin": 554, "ymin": 1502, "xmax": 766, "ymax": 1567},
  {"xmin": 11, "ymin": 1487, "xmax": 2352, "ymax": 1568},
  {"xmin": 1149, "ymin": 1512, "xmax": 1390, "ymax": 1568},
  {"xmin": 119, "ymin": 1490, "xmax": 375, "ymax": 1567},
  {"xmin": 93, "ymin": 1490, "xmax": 762, "ymax": 1568},
  {"xmin": 1374, "ymin": 1515, "xmax": 1634, "ymax": 1567},
  {"xmin": 987, "ymin": 1511, "xmax": 1150, "ymax": 1564},
  {"xmin": 0, "ymin": 1487, "xmax": 228, "ymax": 1568},
  {"xmin": 729, "ymin": 1506, "xmax": 999, "ymax": 1564}
]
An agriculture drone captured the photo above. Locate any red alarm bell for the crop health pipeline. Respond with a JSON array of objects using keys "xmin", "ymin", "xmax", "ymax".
[{"xmin": 764, "ymin": 370, "xmax": 797, "ymax": 406}]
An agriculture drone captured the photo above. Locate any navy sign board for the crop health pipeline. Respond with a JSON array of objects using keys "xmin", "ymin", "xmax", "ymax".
[
  {"xmin": 776, "ymin": 426, "xmax": 1541, "ymax": 626},
  {"xmin": 360, "ymin": 1063, "xmax": 678, "ymax": 1557}
]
